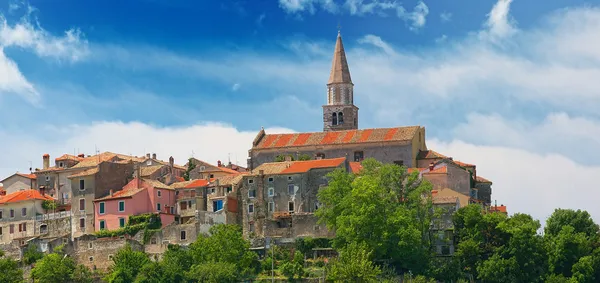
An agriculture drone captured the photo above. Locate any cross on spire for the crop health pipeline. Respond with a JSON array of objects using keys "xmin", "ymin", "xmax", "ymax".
[{"xmin": 337, "ymin": 21, "xmax": 341, "ymax": 35}]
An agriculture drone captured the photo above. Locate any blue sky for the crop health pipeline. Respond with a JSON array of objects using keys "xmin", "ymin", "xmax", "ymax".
[{"xmin": 1, "ymin": 0, "xmax": 600, "ymax": 224}]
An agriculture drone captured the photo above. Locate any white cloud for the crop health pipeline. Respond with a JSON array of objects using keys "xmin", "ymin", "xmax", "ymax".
[
  {"xmin": 440, "ymin": 11, "xmax": 452, "ymax": 23},
  {"xmin": 0, "ymin": 121, "xmax": 294, "ymax": 179},
  {"xmin": 278, "ymin": 0, "xmax": 338, "ymax": 14},
  {"xmin": 0, "ymin": 47, "xmax": 38, "ymax": 103},
  {"xmin": 344, "ymin": 0, "xmax": 396, "ymax": 16},
  {"xmin": 232, "ymin": 83, "xmax": 241, "ymax": 91},
  {"xmin": 396, "ymin": 1, "xmax": 429, "ymax": 31},
  {"xmin": 480, "ymin": 0, "xmax": 517, "ymax": 42},
  {"xmin": 0, "ymin": 12, "xmax": 89, "ymax": 62},
  {"xmin": 358, "ymin": 34, "xmax": 396, "ymax": 56},
  {"xmin": 430, "ymin": 139, "xmax": 600, "ymax": 225}
]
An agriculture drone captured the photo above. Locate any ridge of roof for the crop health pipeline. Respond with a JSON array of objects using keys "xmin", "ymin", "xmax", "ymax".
[
  {"xmin": 253, "ymin": 157, "xmax": 346, "ymax": 175},
  {"xmin": 0, "ymin": 189, "xmax": 54, "ymax": 204}
]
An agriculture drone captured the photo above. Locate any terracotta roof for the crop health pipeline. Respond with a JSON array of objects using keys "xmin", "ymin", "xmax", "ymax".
[
  {"xmin": 454, "ymin": 160, "xmax": 475, "ymax": 167},
  {"xmin": 417, "ymin": 150, "xmax": 448, "ymax": 160},
  {"xmin": 140, "ymin": 165, "xmax": 164, "ymax": 177},
  {"xmin": 216, "ymin": 166, "xmax": 242, "ymax": 175},
  {"xmin": 476, "ymin": 176, "xmax": 492, "ymax": 183},
  {"xmin": 253, "ymin": 158, "xmax": 346, "ymax": 175},
  {"xmin": 55, "ymin": 154, "xmax": 83, "ymax": 162},
  {"xmin": 490, "ymin": 205, "xmax": 507, "ymax": 213},
  {"xmin": 71, "ymin": 152, "xmax": 143, "ymax": 169},
  {"xmin": 174, "ymin": 176, "xmax": 185, "ymax": 182},
  {"xmin": 16, "ymin": 173, "xmax": 37, "ymax": 180},
  {"xmin": 434, "ymin": 188, "xmax": 469, "ymax": 208},
  {"xmin": 349, "ymin": 162, "xmax": 362, "ymax": 174},
  {"xmin": 254, "ymin": 127, "xmax": 420, "ymax": 149},
  {"xmin": 185, "ymin": 179, "xmax": 215, "ymax": 188},
  {"xmin": 0, "ymin": 189, "xmax": 54, "ymax": 204},
  {"xmin": 95, "ymin": 187, "xmax": 145, "ymax": 201},
  {"xmin": 142, "ymin": 179, "xmax": 171, "ymax": 190},
  {"xmin": 170, "ymin": 180, "xmax": 196, "ymax": 189},
  {"xmin": 212, "ymin": 175, "xmax": 244, "ymax": 187},
  {"xmin": 424, "ymin": 166, "xmax": 448, "ymax": 174},
  {"xmin": 433, "ymin": 195, "xmax": 459, "ymax": 205},
  {"xmin": 67, "ymin": 168, "xmax": 99, "ymax": 179},
  {"xmin": 328, "ymin": 33, "xmax": 352, "ymax": 84}
]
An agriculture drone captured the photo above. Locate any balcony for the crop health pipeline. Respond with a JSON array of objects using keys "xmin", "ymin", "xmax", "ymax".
[
  {"xmin": 35, "ymin": 211, "xmax": 72, "ymax": 221},
  {"xmin": 176, "ymin": 191, "xmax": 197, "ymax": 200}
]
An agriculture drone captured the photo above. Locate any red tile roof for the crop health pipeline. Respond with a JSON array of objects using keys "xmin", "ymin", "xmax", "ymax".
[
  {"xmin": 184, "ymin": 178, "xmax": 215, "ymax": 188},
  {"xmin": 55, "ymin": 154, "xmax": 83, "ymax": 162},
  {"xmin": 454, "ymin": 160, "xmax": 475, "ymax": 167},
  {"xmin": 417, "ymin": 150, "xmax": 448, "ymax": 160},
  {"xmin": 253, "ymin": 158, "xmax": 346, "ymax": 175},
  {"xmin": 349, "ymin": 162, "xmax": 362, "ymax": 174},
  {"xmin": 95, "ymin": 187, "xmax": 145, "ymax": 201},
  {"xmin": 490, "ymin": 205, "xmax": 507, "ymax": 213},
  {"xmin": 253, "ymin": 126, "xmax": 420, "ymax": 149},
  {"xmin": 16, "ymin": 173, "xmax": 37, "ymax": 180},
  {"xmin": 476, "ymin": 176, "xmax": 492, "ymax": 183},
  {"xmin": 0, "ymin": 189, "xmax": 54, "ymax": 204},
  {"xmin": 94, "ymin": 178, "xmax": 169, "ymax": 201}
]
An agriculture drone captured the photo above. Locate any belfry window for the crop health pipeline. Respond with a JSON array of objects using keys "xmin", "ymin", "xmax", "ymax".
[
  {"xmin": 338, "ymin": 112, "xmax": 344, "ymax": 124},
  {"xmin": 332, "ymin": 113, "xmax": 338, "ymax": 125}
]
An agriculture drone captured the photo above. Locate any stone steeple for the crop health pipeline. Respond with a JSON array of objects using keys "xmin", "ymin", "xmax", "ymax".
[
  {"xmin": 328, "ymin": 32, "xmax": 353, "ymax": 85},
  {"xmin": 323, "ymin": 32, "xmax": 359, "ymax": 132}
]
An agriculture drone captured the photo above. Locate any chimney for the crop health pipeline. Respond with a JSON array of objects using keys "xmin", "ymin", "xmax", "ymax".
[
  {"xmin": 146, "ymin": 153, "xmax": 151, "ymax": 159},
  {"xmin": 152, "ymin": 153, "xmax": 157, "ymax": 159},
  {"xmin": 42, "ymin": 154, "xmax": 50, "ymax": 169},
  {"xmin": 259, "ymin": 169, "xmax": 264, "ymax": 176},
  {"xmin": 109, "ymin": 189, "xmax": 113, "ymax": 197},
  {"xmin": 429, "ymin": 162, "xmax": 434, "ymax": 171},
  {"xmin": 168, "ymin": 156, "xmax": 175, "ymax": 184},
  {"xmin": 39, "ymin": 186, "xmax": 45, "ymax": 196},
  {"xmin": 217, "ymin": 160, "xmax": 222, "ymax": 167},
  {"xmin": 78, "ymin": 153, "xmax": 85, "ymax": 158}
]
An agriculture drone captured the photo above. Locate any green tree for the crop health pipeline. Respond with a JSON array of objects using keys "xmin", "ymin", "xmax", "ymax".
[
  {"xmin": 185, "ymin": 262, "xmax": 238, "ymax": 283},
  {"xmin": 22, "ymin": 243, "xmax": 44, "ymax": 265},
  {"xmin": 134, "ymin": 261, "xmax": 166, "ymax": 283},
  {"xmin": 0, "ymin": 251, "xmax": 23, "ymax": 283},
  {"xmin": 30, "ymin": 253, "xmax": 76, "ymax": 283},
  {"xmin": 317, "ymin": 158, "xmax": 434, "ymax": 273},
  {"xmin": 71, "ymin": 264, "xmax": 95, "ymax": 283},
  {"xmin": 189, "ymin": 224, "xmax": 259, "ymax": 280},
  {"xmin": 183, "ymin": 157, "xmax": 196, "ymax": 181},
  {"xmin": 326, "ymin": 242, "xmax": 381, "ymax": 283},
  {"xmin": 105, "ymin": 245, "xmax": 150, "ymax": 283},
  {"xmin": 159, "ymin": 244, "xmax": 193, "ymax": 283},
  {"xmin": 547, "ymin": 225, "xmax": 592, "ymax": 278}
]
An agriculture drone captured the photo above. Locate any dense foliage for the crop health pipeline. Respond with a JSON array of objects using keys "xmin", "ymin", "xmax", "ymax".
[
  {"xmin": 183, "ymin": 157, "xmax": 196, "ymax": 181},
  {"xmin": 95, "ymin": 213, "xmax": 161, "ymax": 241}
]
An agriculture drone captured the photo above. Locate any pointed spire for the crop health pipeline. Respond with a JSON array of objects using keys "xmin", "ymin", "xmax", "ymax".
[{"xmin": 328, "ymin": 32, "xmax": 352, "ymax": 85}]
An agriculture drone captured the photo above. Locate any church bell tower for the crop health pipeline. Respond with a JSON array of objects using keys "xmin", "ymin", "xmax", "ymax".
[{"xmin": 323, "ymin": 31, "xmax": 358, "ymax": 132}]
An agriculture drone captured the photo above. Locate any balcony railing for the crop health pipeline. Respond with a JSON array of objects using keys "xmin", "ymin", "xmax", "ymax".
[
  {"xmin": 35, "ymin": 211, "xmax": 72, "ymax": 221},
  {"xmin": 177, "ymin": 191, "xmax": 197, "ymax": 200}
]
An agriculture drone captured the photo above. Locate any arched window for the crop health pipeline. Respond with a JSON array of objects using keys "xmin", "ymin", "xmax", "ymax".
[
  {"xmin": 345, "ymin": 88, "xmax": 350, "ymax": 104},
  {"xmin": 332, "ymin": 88, "xmax": 336, "ymax": 104},
  {"xmin": 327, "ymin": 87, "xmax": 332, "ymax": 104},
  {"xmin": 338, "ymin": 112, "xmax": 344, "ymax": 124},
  {"xmin": 332, "ymin": 113, "xmax": 338, "ymax": 125}
]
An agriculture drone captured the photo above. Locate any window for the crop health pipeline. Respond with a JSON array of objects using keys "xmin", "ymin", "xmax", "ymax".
[
  {"xmin": 150, "ymin": 238, "xmax": 157, "ymax": 245},
  {"xmin": 40, "ymin": 224, "xmax": 48, "ymax": 234},
  {"xmin": 180, "ymin": 230, "xmax": 187, "ymax": 240},
  {"xmin": 59, "ymin": 162, "xmax": 64, "ymax": 168},
  {"xmin": 268, "ymin": 202, "xmax": 274, "ymax": 212},
  {"xmin": 441, "ymin": 245, "xmax": 450, "ymax": 255},
  {"xmin": 99, "ymin": 220, "xmax": 106, "ymax": 230},
  {"xmin": 79, "ymin": 218, "xmax": 85, "ymax": 228},
  {"xmin": 338, "ymin": 112, "xmax": 344, "ymax": 124},
  {"xmin": 119, "ymin": 218, "xmax": 125, "ymax": 227},
  {"xmin": 18, "ymin": 223, "xmax": 26, "ymax": 232},
  {"xmin": 10, "ymin": 224, "xmax": 14, "ymax": 234},
  {"xmin": 79, "ymin": 179, "xmax": 85, "ymax": 191},
  {"xmin": 118, "ymin": 201, "xmax": 125, "ymax": 212},
  {"xmin": 315, "ymin": 201, "xmax": 320, "ymax": 211},
  {"xmin": 89, "ymin": 256, "xmax": 94, "ymax": 262},
  {"xmin": 248, "ymin": 204, "xmax": 254, "ymax": 213},
  {"xmin": 157, "ymin": 190, "xmax": 162, "ymax": 197},
  {"xmin": 146, "ymin": 160, "xmax": 152, "ymax": 165},
  {"xmin": 268, "ymin": 177, "xmax": 274, "ymax": 182},
  {"xmin": 79, "ymin": 199, "xmax": 85, "ymax": 211},
  {"xmin": 248, "ymin": 179, "xmax": 254, "ymax": 184},
  {"xmin": 21, "ymin": 208, "xmax": 26, "ymax": 216},
  {"xmin": 213, "ymin": 200, "xmax": 223, "ymax": 212},
  {"xmin": 316, "ymin": 153, "xmax": 325, "ymax": 160},
  {"xmin": 249, "ymin": 222, "xmax": 255, "ymax": 233},
  {"xmin": 45, "ymin": 176, "xmax": 50, "ymax": 181},
  {"xmin": 288, "ymin": 184, "xmax": 295, "ymax": 195},
  {"xmin": 199, "ymin": 166, "xmax": 206, "ymax": 171},
  {"xmin": 354, "ymin": 117, "xmax": 357, "ymax": 126},
  {"xmin": 288, "ymin": 202, "xmax": 295, "ymax": 212},
  {"xmin": 210, "ymin": 188, "xmax": 215, "ymax": 194},
  {"xmin": 99, "ymin": 202, "xmax": 105, "ymax": 214},
  {"xmin": 268, "ymin": 187, "xmax": 274, "ymax": 197},
  {"xmin": 248, "ymin": 189, "xmax": 256, "ymax": 198},
  {"xmin": 88, "ymin": 242, "xmax": 93, "ymax": 249},
  {"xmin": 170, "ymin": 207, "xmax": 174, "ymax": 214},
  {"xmin": 0, "ymin": 227, "xmax": 2, "ymax": 235},
  {"xmin": 354, "ymin": 151, "xmax": 364, "ymax": 162},
  {"xmin": 0, "ymin": 209, "xmax": 3, "ymax": 219},
  {"xmin": 288, "ymin": 176, "xmax": 292, "ymax": 181},
  {"xmin": 10, "ymin": 209, "xmax": 14, "ymax": 218},
  {"xmin": 226, "ymin": 187, "xmax": 232, "ymax": 193},
  {"xmin": 209, "ymin": 174, "xmax": 214, "ymax": 178},
  {"xmin": 157, "ymin": 203, "xmax": 161, "ymax": 212},
  {"xmin": 332, "ymin": 112, "xmax": 338, "ymax": 125},
  {"xmin": 180, "ymin": 201, "xmax": 187, "ymax": 210}
]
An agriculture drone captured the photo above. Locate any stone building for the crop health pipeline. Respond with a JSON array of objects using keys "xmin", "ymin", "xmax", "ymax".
[
  {"xmin": 240, "ymin": 158, "xmax": 344, "ymax": 243},
  {"xmin": 0, "ymin": 189, "xmax": 54, "ymax": 244},
  {"xmin": 73, "ymin": 234, "xmax": 144, "ymax": 271},
  {"xmin": 188, "ymin": 158, "xmax": 242, "ymax": 180},
  {"xmin": 138, "ymin": 153, "xmax": 186, "ymax": 184},
  {"xmin": 0, "ymin": 173, "xmax": 37, "ymax": 195},
  {"xmin": 68, "ymin": 160, "xmax": 136, "ymax": 238},
  {"xmin": 247, "ymin": 32, "xmax": 428, "ymax": 171}
]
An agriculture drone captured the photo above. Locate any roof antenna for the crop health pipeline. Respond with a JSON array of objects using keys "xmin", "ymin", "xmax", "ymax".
[{"xmin": 337, "ymin": 21, "xmax": 341, "ymax": 36}]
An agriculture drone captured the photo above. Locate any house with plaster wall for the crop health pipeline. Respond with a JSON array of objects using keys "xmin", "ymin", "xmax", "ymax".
[
  {"xmin": 93, "ymin": 178, "xmax": 176, "ymax": 231},
  {"xmin": 0, "ymin": 173, "xmax": 37, "ymax": 195},
  {"xmin": 0, "ymin": 189, "xmax": 54, "ymax": 244}
]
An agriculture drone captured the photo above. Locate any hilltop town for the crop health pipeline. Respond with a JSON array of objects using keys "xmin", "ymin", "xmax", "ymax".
[{"xmin": 0, "ymin": 32, "xmax": 505, "ymax": 273}]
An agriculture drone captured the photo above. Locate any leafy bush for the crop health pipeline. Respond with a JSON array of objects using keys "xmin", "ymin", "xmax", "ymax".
[
  {"xmin": 96, "ymin": 213, "xmax": 161, "ymax": 238},
  {"xmin": 23, "ymin": 243, "xmax": 44, "ymax": 265},
  {"xmin": 42, "ymin": 200, "xmax": 57, "ymax": 210}
]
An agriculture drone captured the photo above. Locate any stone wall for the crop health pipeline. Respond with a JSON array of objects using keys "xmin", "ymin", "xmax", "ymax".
[
  {"xmin": 475, "ymin": 182, "xmax": 492, "ymax": 205},
  {"xmin": 145, "ymin": 222, "xmax": 198, "ymax": 257},
  {"xmin": 73, "ymin": 234, "xmax": 144, "ymax": 271}
]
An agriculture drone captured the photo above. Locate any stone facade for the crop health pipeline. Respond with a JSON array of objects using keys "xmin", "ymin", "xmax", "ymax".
[
  {"xmin": 73, "ymin": 234, "xmax": 144, "ymax": 271},
  {"xmin": 70, "ymin": 161, "xmax": 135, "ymax": 238},
  {"xmin": 0, "ymin": 174, "xmax": 36, "ymax": 194},
  {"xmin": 240, "ymin": 163, "xmax": 342, "ymax": 243}
]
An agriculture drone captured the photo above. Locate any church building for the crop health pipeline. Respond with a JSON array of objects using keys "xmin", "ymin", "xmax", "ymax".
[{"xmin": 247, "ymin": 32, "xmax": 428, "ymax": 170}]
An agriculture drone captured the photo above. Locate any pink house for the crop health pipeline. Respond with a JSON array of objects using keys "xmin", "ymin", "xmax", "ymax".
[{"xmin": 93, "ymin": 178, "xmax": 176, "ymax": 231}]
